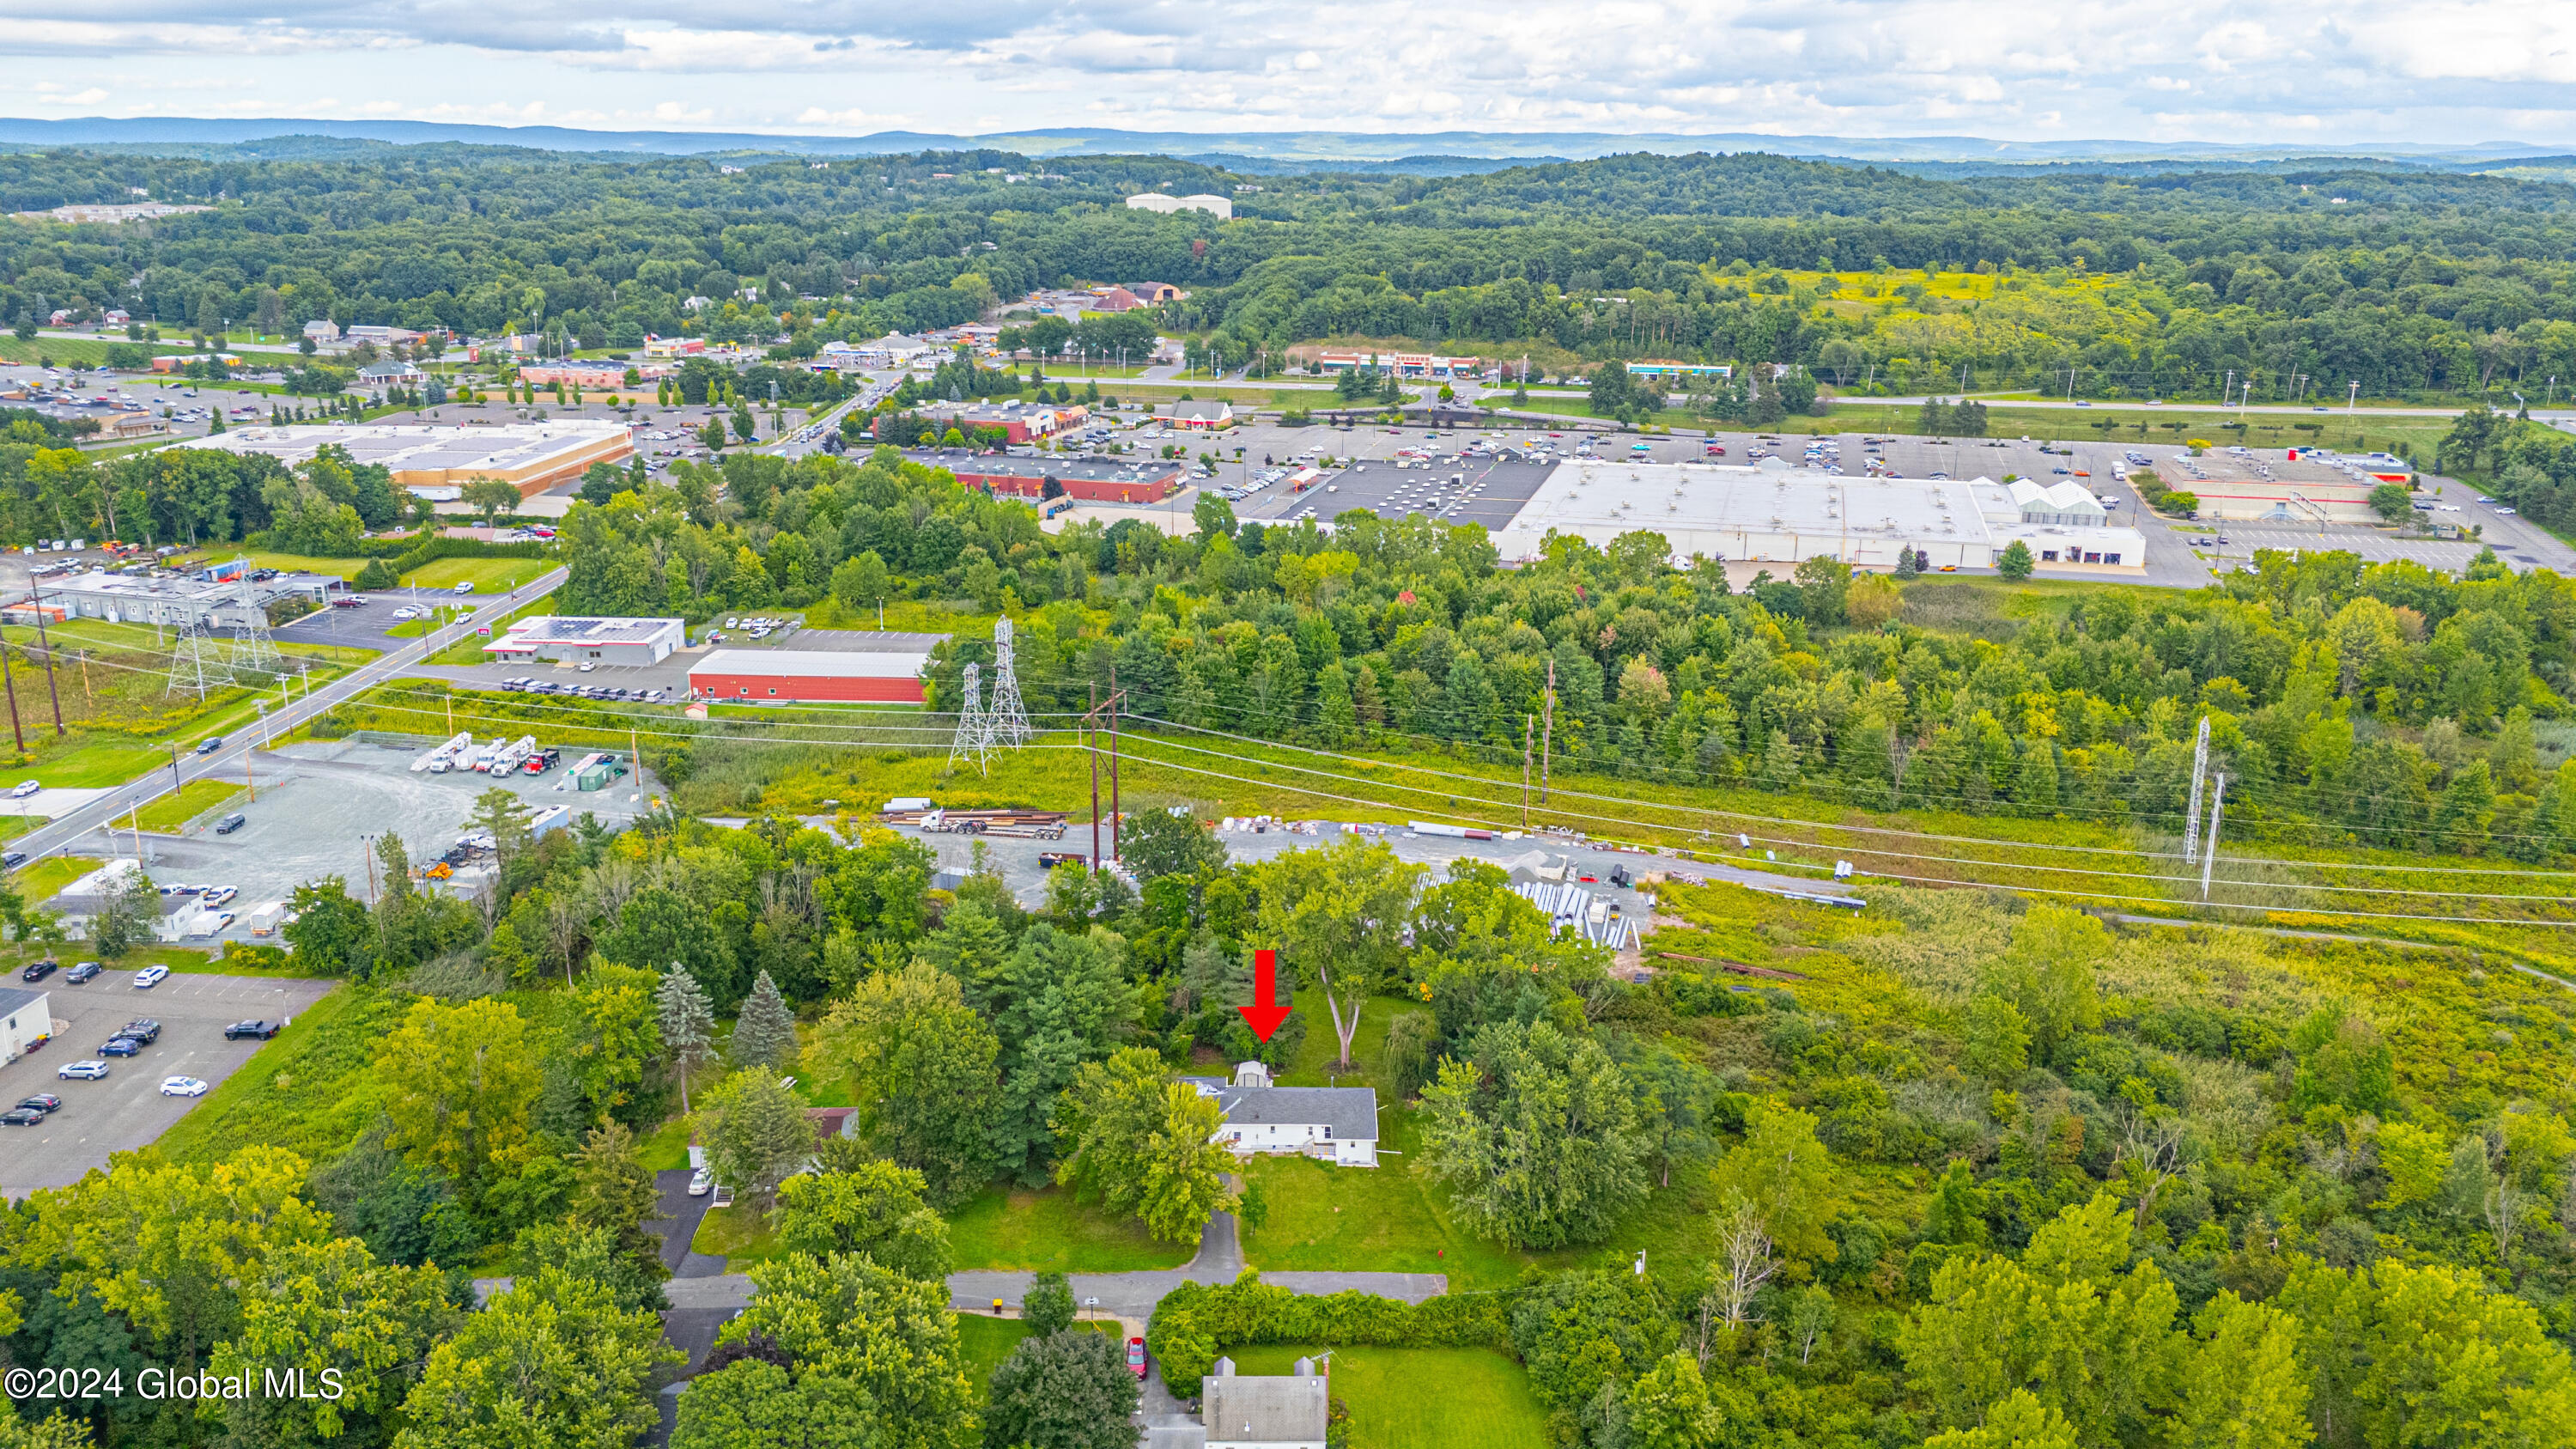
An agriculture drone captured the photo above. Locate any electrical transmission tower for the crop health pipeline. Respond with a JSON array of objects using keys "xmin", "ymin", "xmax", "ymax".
[
  {"xmin": 165, "ymin": 606, "xmax": 226, "ymax": 701},
  {"xmin": 984, "ymin": 617, "xmax": 1032, "ymax": 750},
  {"xmin": 946, "ymin": 662, "xmax": 990, "ymax": 775},
  {"xmin": 223, "ymin": 564, "xmax": 283, "ymax": 682},
  {"xmin": 2180, "ymin": 715, "xmax": 2211, "ymax": 862}
]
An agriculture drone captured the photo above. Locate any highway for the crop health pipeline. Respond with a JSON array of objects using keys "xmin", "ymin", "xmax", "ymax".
[{"xmin": 9, "ymin": 566, "xmax": 568, "ymax": 869}]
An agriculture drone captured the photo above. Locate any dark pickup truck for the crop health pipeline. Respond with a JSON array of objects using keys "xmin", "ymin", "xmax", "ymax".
[{"xmin": 224, "ymin": 1020, "xmax": 281, "ymax": 1041}]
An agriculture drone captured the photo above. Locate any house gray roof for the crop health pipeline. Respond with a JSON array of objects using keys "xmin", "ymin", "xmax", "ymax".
[
  {"xmin": 1170, "ymin": 399, "xmax": 1233, "ymax": 421},
  {"xmin": 1212, "ymin": 1084, "xmax": 1378, "ymax": 1141},
  {"xmin": 0, "ymin": 985, "xmax": 48, "ymax": 1022},
  {"xmin": 1202, "ymin": 1373, "xmax": 1328, "ymax": 1444}
]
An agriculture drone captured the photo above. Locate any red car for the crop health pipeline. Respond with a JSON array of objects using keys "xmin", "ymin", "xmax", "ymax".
[{"xmin": 1127, "ymin": 1337, "xmax": 1147, "ymax": 1379}]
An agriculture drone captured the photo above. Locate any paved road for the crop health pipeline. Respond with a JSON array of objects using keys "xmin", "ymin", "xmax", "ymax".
[{"xmin": 6, "ymin": 566, "xmax": 568, "ymax": 875}]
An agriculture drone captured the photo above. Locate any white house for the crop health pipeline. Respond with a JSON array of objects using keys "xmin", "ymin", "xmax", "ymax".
[
  {"xmin": 302, "ymin": 320, "xmax": 342, "ymax": 344},
  {"xmin": 1203, "ymin": 1357, "xmax": 1328, "ymax": 1449},
  {"xmin": 1194, "ymin": 1062, "xmax": 1379, "ymax": 1166},
  {"xmin": 0, "ymin": 985, "xmax": 52, "ymax": 1063}
]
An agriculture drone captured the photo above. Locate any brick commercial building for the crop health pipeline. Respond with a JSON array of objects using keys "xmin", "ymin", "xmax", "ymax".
[
  {"xmin": 918, "ymin": 403, "xmax": 1090, "ymax": 443},
  {"xmin": 689, "ymin": 648, "xmax": 932, "ymax": 703},
  {"xmin": 908, "ymin": 451, "xmax": 1187, "ymax": 504}
]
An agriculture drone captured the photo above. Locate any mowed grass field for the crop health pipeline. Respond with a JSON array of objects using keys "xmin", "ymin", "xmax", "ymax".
[
  {"xmin": 1224, "ymin": 1343, "xmax": 1546, "ymax": 1449},
  {"xmin": 131, "ymin": 777, "xmax": 246, "ymax": 831},
  {"xmin": 952, "ymin": 1316, "xmax": 1120, "ymax": 1400},
  {"xmin": 947, "ymin": 1184, "xmax": 1194, "ymax": 1273}
]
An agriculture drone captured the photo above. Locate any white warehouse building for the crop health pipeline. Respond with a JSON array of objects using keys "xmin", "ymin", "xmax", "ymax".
[{"xmin": 1489, "ymin": 457, "xmax": 2143, "ymax": 575}]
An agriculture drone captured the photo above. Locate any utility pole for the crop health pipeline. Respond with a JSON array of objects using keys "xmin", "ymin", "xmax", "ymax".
[
  {"xmin": 1086, "ymin": 684, "xmax": 1101, "ymax": 868},
  {"xmin": 1108, "ymin": 661, "xmax": 1121, "ymax": 860},
  {"xmin": 1521, "ymin": 715, "xmax": 1534, "ymax": 827},
  {"xmin": 362, "ymin": 836, "xmax": 378, "ymax": 904},
  {"xmin": 168, "ymin": 740, "xmax": 183, "ymax": 795},
  {"xmin": 27, "ymin": 586, "xmax": 63, "ymax": 736},
  {"xmin": 1539, "ymin": 657, "xmax": 1557, "ymax": 804},
  {"xmin": 0, "ymin": 637, "xmax": 23, "ymax": 754},
  {"xmin": 2199, "ymin": 773, "xmax": 2227, "ymax": 901},
  {"xmin": 2181, "ymin": 715, "xmax": 2210, "ymax": 862}
]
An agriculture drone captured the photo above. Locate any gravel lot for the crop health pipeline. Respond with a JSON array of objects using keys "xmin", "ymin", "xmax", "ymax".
[{"xmin": 0, "ymin": 970, "xmax": 337, "ymax": 1198}]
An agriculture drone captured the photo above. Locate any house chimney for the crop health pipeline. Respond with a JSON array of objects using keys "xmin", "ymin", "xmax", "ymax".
[
  {"xmin": 1212, "ymin": 1356, "xmax": 1236, "ymax": 1377},
  {"xmin": 1293, "ymin": 1357, "xmax": 1314, "ymax": 1377}
]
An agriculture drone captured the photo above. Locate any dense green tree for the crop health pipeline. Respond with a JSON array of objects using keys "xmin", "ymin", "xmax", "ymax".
[
  {"xmin": 392, "ymin": 1264, "xmax": 677, "ymax": 1449},
  {"xmin": 697, "ymin": 1068, "xmax": 818, "ymax": 1212},
  {"xmin": 1053, "ymin": 1046, "xmax": 1236, "ymax": 1243},
  {"xmin": 815, "ymin": 962, "xmax": 1000, "ymax": 1205},
  {"xmin": 776, "ymin": 1160, "xmax": 954, "ymax": 1282},
  {"xmin": 1419, "ymin": 1017, "xmax": 1653, "ymax": 1249},
  {"xmin": 721, "ymin": 1253, "xmax": 979, "ymax": 1449},
  {"xmin": 982, "ymin": 1329, "xmax": 1141, "ymax": 1449}
]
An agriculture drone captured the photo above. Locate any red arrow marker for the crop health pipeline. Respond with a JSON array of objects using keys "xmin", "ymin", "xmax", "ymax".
[{"xmin": 1239, "ymin": 948, "xmax": 1291, "ymax": 1042}]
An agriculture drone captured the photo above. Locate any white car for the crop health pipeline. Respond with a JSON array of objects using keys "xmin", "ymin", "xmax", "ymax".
[
  {"xmin": 689, "ymin": 1168, "xmax": 714, "ymax": 1196},
  {"xmin": 9, "ymin": 780, "xmax": 37, "ymax": 799},
  {"xmin": 391, "ymin": 606, "xmax": 419, "ymax": 620},
  {"xmin": 160, "ymin": 1076, "xmax": 209, "ymax": 1098},
  {"xmin": 132, "ymin": 965, "xmax": 169, "ymax": 989},
  {"xmin": 204, "ymin": 886, "xmax": 237, "ymax": 906},
  {"xmin": 452, "ymin": 581, "xmax": 474, "ymax": 594}
]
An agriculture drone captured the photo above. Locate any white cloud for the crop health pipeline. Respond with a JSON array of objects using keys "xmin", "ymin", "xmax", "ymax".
[{"xmin": 0, "ymin": 0, "xmax": 2567, "ymax": 146}]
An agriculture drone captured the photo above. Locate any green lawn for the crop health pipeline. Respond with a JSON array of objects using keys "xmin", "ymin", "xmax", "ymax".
[
  {"xmin": 953, "ymin": 1316, "xmax": 1120, "ymax": 1398},
  {"xmin": 636, "ymin": 1112, "xmax": 694, "ymax": 1172},
  {"xmin": 11, "ymin": 855, "xmax": 97, "ymax": 904},
  {"xmin": 131, "ymin": 777, "xmax": 246, "ymax": 831},
  {"xmin": 1223, "ymin": 1344, "xmax": 1546, "ymax": 1449},
  {"xmin": 690, "ymin": 1203, "xmax": 786, "ymax": 1265},
  {"xmin": 1239, "ymin": 1112, "xmax": 1522, "ymax": 1292},
  {"xmin": 402, "ymin": 557, "xmax": 550, "ymax": 594},
  {"xmin": 1275, "ymin": 987, "xmax": 1408, "ymax": 1088},
  {"xmin": 947, "ymin": 1185, "xmax": 1194, "ymax": 1273},
  {"xmin": 386, "ymin": 605, "xmax": 477, "ymax": 637},
  {"xmin": 1242, "ymin": 1102, "xmax": 1729, "ymax": 1293}
]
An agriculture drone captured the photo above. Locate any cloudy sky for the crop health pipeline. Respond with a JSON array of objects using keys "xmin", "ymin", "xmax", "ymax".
[{"xmin": 3, "ymin": 1, "xmax": 2573, "ymax": 146}]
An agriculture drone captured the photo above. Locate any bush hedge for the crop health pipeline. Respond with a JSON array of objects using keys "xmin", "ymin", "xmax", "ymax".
[{"xmin": 1145, "ymin": 1271, "xmax": 1517, "ymax": 1391}]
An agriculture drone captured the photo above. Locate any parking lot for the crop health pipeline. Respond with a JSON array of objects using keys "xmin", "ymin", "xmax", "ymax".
[
  {"xmin": 88, "ymin": 738, "xmax": 660, "ymax": 937},
  {"xmin": 0, "ymin": 970, "xmax": 337, "ymax": 1197}
]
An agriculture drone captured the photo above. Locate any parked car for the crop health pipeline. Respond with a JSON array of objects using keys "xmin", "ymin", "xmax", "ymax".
[
  {"xmin": 391, "ymin": 606, "xmax": 419, "ymax": 620},
  {"xmin": 0, "ymin": 1106, "xmax": 41, "ymax": 1126},
  {"xmin": 214, "ymin": 813, "xmax": 246, "ymax": 835},
  {"xmin": 452, "ymin": 581, "xmax": 474, "ymax": 594},
  {"xmin": 160, "ymin": 1076, "xmax": 209, "ymax": 1098},
  {"xmin": 1127, "ymin": 1337, "xmax": 1148, "ymax": 1379},
  {"xmin": 224, "ymin": 1020, "xmax": 279, "ymax": 1041},
  {"xmin": 132, "ymin": 965, "xmax": 170, "ymax": 988},
  {"xmin": 21, "ymin": 959, "xmax": 56, "ymax": 982},
  {"xmin": 15, "ymin": 1093, "xmax": 60, "ymax": 1114},
  {"xmin": 119, "ymin": 1019, "xmax": 160, "ymax": 1044},
  {"xmin": 688, "ymin": 1168, "xmax": 714, "ymax": 1197},
  {"xmin": 204, "ymin": 886, "xmax": 237, "ymax": 906},
  {"xmin": 99, "ymin": 1037, "xmax": 143, "ymax": 1057},
  {"xmin": 9, "ymin": 779, "xmax": 38, "ymax": 798},
  {"xmin": 57, "ymin": 1061, "xmax": 108, "ymax": 1081},
  {"xmin": 64, "ymin": 961, "xmax": 99, "ymax": 983}
]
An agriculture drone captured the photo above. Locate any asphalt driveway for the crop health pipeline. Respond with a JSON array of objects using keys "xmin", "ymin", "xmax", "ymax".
[{"xmin": 0, "ymin": 969, "xmax": 337, "ymax": 1198}]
